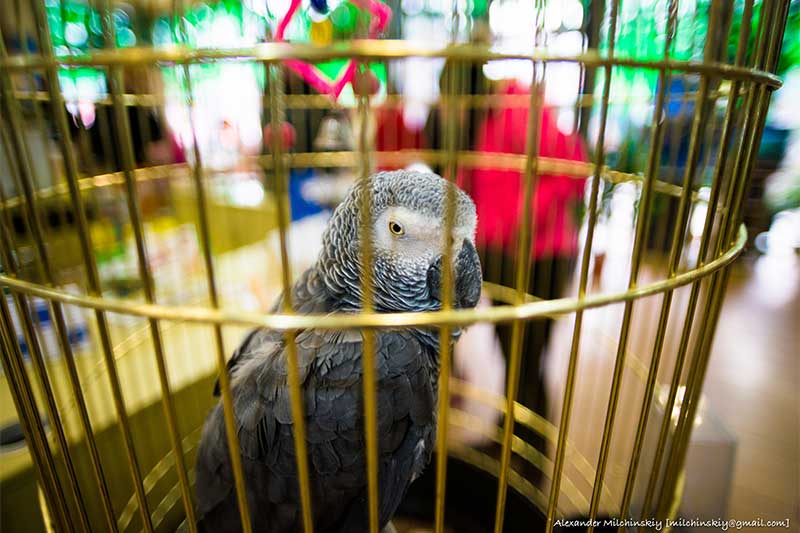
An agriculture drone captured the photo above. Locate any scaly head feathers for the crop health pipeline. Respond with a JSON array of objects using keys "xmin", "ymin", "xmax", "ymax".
[{"xmin": 317, "ymin": 170, "xmax": 481, "ymax": 313}]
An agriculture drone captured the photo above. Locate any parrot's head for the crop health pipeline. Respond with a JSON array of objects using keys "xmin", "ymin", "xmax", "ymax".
[{"xmin": 318, "ymin": 170, "xmax": 482, "ymax": 314}]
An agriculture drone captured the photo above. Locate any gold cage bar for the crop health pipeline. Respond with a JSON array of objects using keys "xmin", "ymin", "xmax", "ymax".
[{"xmin": 0, "ymin": 1, "xmax": 791, "ymax": 532}]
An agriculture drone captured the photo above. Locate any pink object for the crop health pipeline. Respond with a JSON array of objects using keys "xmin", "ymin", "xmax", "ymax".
[
  {"xmin": 263, "ymin": 121, "xmax": 297, "ymax": 150},
  {"xmin": 461, "ymin": 81, "xmax": 589, "ymax": 259},
  {"xmin": 274, "ymin": 0, "xmax": 391, "ymax": 98},
  {"xmin": 171, "ymin": 134, "xmax": 187, "ymax": 164}
]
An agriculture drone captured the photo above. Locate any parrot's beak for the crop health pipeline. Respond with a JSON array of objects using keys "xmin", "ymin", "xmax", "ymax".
[
  {"xmin": 427, "ymin": 239, "xmax": 482, "ymax": 309},
  {"xmin": 455, "ymin": 239, "xmax": 482, "ymax": 309}
]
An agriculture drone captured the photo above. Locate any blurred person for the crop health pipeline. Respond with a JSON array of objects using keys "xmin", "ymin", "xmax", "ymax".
[
  {"xmin": 461, "ymin": 78, "xmax": 589, "ymax": 448},
  {"xmin": 423, "ymin": 58, "xmax": 491, "ymax": 178},
  {"xmin": 67, "ymin": 68, "xmax": 177, "ymax": 173},
  {"xmin": 422, "ymin": 58, "xmax": 508, "ymax": 449},
  {"xmin": 66, "ymin": 68, "xmax": 181, "ymax": 218}
]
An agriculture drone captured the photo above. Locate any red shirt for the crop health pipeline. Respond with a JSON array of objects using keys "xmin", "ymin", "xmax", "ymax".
[
  {"xmin": 463, "ymin": 81, "xmax": 588, "ymax": 259},
  {"xmin": 374, "ymin": 106, "xmax": 426, "ymax": 170}
]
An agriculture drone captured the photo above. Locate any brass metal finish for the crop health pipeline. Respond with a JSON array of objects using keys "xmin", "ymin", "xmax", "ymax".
[
  {"xmin": 435, "ymin": 21, "xmax": 464, "ymax": 530},
  {"xmin": 171, "ymin": 0, "xmax": 254, "ymax": 528},
  {"xmin": 0, "ymin": 1, "xmax": 789, "ymax": 531},
  {"xmin": 356, "ymin": 71, "xmax": 381, "ymax": 533},
  {"xmin": 546, "ymin": 1, "xmax": 620, "ymax": 530},
  {"xmin": 0, "ymin": 226, "xmax": 748, "ymax": 329},
  {"xmin": 619, "ymin": 2, "xmax": 755, "ymax": 526},
  {"xmin": 0, "ymin": 43, "xmax": 785, "ymax": 89},
  {"xmin": 267, "ymin": 62, "xmax": 315, "ymax": 533}
]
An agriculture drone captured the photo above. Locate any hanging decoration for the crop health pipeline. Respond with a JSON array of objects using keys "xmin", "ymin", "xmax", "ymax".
[{"xmin": 272, "ymin": 0, "xmax": 391, "ymax": 98}]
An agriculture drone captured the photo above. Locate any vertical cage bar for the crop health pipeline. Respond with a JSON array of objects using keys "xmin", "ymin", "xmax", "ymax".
[
  {"xmin": 355, "ymin": 62, "xmax": 380, "ymax": 533},
  {"xmin": 0, "ymin": 98, "xmax": 69, "ymax": 528},
  {"xmin": 545, "ymin": 0, "xmax": 621, "ymax": 529},
  {"xmin": 590, "ymin": 0, "xmax": 720, "ymax": 526},
  {"xmin": 0, "ymin": 119, "xmax": 39, "ymax": 280},
  {"xmin": 171, "ymin": 1, "xmax": 253, "ymax": 529},
  {"xmin": 0, "ymin": 292, "xmax": 68, "ymax": 532},
  {"xmin": 0, "ymin": 234, "xmax": 90, "ymax": 533},
  {"xmin": 620, "ymin": 2, "xmax": 752, "ymax": 525},
  {"xmin": 434, "ymin": 37, "xmax": 463, "ymax": 533},
  {"xmin": 266, "ymin": 60, "xmax": 315, "ymax": 533},
  {"xmin": 492, "ymin": 48, "xmax": 545, "ymax": 533},
  {"xmin": 633, "ymin": 0, "xmax": 754, "ymax": 524},
  {"xmin": 23, "ymin": 3, "xmax": 148, "ymax": 529},
  {"xmin": 26, "ymin": 2, "xmax": 153, "ymax": 530},
  {"xmin": 643, "ymin": 0, "xmax": 774, "ymax": 518},
  {"xmin": 654, "ymin": 1, "xmax": 790, "ymax": 517},
  {"xmin": 99, "ymin": 0, "xmax": 197, "ymax": 527},
  {"xmin": 713, "ymin": 1, "xmax": 787, "ymax": 270},
  {"xmin": 0, "ymin": 294, "xmax": 70, "ymax": 532},
  {"xmin": 383, "ymin": 61, "xmax": 399, "ymax": 158},
  {"xmin": 1, "ymin": 25, "xmax": 123, "ymax": 533},
  {"xmin": 12, "ymin": 0, "xmax": 62, "ymax": 195},
  {"xmin": 657, "ymin": 21, "xmax": 781, "ymax": 526}
]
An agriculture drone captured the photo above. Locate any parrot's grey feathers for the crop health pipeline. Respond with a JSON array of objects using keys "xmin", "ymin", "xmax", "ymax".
[
  {"xmin": 196, "ymin": 327, "xmax": 436, "ymax": 532},
  {"xmin": 196, "ymin": 171, "xmax": 482, "ymax": 533},
  {"xmin": 311, "ymin": 440, "xmax": 341, "ymax": 475}
]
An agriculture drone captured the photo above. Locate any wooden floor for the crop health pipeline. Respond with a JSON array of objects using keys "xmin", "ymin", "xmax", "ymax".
[
  {"xmin": 701, "ymin": 254, "xmax": 799, "ymax": 530},
  {"xmin": 541, "ymin": 250, "xmax": 800, "ymax": 531}
]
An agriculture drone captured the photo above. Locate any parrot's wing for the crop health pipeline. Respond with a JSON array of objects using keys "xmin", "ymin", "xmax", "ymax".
[
  {"xmin": 212, "ymin": 266, "xmax": 333, "ymax": 396},
  {"xmin": 197, "ymin": 327, "xmax": 435, "ymax": 531},
  {"xmin": 195, "ymin": 326, "xmax": 348, "ymax": 527},
  {"xmin": 198, "ymin": 325, "xmax": 365, "ymax": 527},
  {"xmin": 307, "ymin": 330, "xmax": 437, "ymax": 531},
  {"xmin": 212, "ymin": 327, "xmax": 281, "ymax": 396},
  {"xmin": 237, "ymin": 326, "xmax": 364, "ymax": 463},
  {"xmin": 195, "ymin": 328, "xmax": 287, "ymax": 525}
]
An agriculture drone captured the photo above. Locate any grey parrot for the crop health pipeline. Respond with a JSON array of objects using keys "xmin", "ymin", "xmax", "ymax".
[{"xmin": 194, "ymin": 170, "xmax": 482, "ymax": 532}]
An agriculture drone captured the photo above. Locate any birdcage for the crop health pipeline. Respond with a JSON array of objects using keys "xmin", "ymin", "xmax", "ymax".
[{"xmin": 0, "ymin": 0, "xmax": 790, "ymax": 531}]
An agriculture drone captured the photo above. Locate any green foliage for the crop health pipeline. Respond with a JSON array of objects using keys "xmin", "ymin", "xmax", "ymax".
[{"xmin": 46, "ymin": 0, "xmax": 136, "ymax": 51}]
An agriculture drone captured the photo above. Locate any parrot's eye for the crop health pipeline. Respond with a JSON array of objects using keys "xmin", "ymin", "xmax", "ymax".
[{"xmin": 389, "ymin": 221, "xmax": 405, "ymax": 236}]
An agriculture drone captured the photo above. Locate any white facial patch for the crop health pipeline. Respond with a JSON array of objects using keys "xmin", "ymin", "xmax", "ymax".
[
  {"xmin": 374, "ymin": 206, "xmax": 439, "ymax": 255},
  {"xmin": 373, "ymin": 205, "xmax": 476, "ymax": 259}
]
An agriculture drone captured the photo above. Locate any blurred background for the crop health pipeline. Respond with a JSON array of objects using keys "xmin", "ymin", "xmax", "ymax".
[{"xmin": 0, "ymin": 0, "xmax": 798, "ymax": 531}]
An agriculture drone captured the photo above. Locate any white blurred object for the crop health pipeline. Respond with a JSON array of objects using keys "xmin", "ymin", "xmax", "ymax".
[
  {"xmin": 404, "ymin": 161, "xmax": 434, "ymax": 174},
  {"xmin": 754, "ymin": 208, "xmax": 800, "ymax": 255},
  {"xmin": 313, "ymin": 113, "xmax": 354, "ymax": 151},
  {"xmin": 751, "ymin": 209, "xmax": 800, "ymax": 308},
  {"xmin": 450, "ymin": 295, "xmax": 506, "ymax": 446},
  {"xmin": 300, "ymin": 172, "xmax": 356, "ymax": 207},
  {"xmin": 265, "ymin": 211, "xmax": 331, "ymax": 276}
]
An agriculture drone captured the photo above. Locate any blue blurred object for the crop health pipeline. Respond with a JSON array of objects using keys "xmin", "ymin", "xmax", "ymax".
[
  {"xmin": 289, "ymin": 168, "xmax": 325, "ymax": 221},
  {"xmin": 661, "ymin": 77, "xmax": 699, "ymax": 177},
  {"xmin": 664, "ymin": 77, "xmax": 697, "ymax": 119},
  {"xmin": 757, "ymin": 124, "xmax": 790, "ymax": 161},
  {"xmin": 310, "ymin": 0, "xmax": 329, "ymax": 14},
  {"xmin": 4, "ymin": 289, "xmax": 89, "ymax": 360}
]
